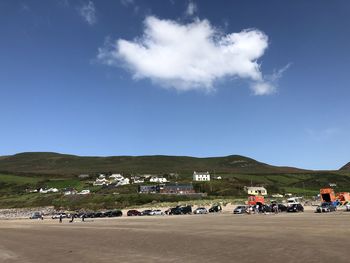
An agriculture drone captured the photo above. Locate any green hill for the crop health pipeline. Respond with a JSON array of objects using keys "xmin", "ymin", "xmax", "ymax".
[{"xmin": 0, "ymin": 152, "xmax": 307, "ymax": 176}]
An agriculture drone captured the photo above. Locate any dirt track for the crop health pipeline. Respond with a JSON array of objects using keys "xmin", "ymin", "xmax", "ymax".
[{"xmin": 1, "ymin": 211, "xmax": 350, "ymax": 263}]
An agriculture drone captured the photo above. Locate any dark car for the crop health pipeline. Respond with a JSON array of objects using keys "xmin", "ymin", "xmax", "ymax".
[
  {"xmin": 260, "ymin": 204, "xmax": 272, "ymax": 213},
  {"xmin": 209, "ymin": 205, "xmax": 222, "ymax": 213},
  {"xmin": 167, "ymin": 205, "xmax": 192, "ymax": 215},
  {"xmin": 127, "ymin": 209, "xmax": 142, "ymax": 216},
  {"xmin": 316, "ymin": 202, "xmax": 337, "ymax": 213},
  {"xmin": 287, "ymin": 204, "xmax": 304, "ymax": 212},
  {"xmin": 270, "ymin": 204, "xmax": 287, "ymax": 212},
  {"xmin": 233, "ymin": 206, "xmax": 247, "ymax": 214},
  {"xmin": 93, "ymin": 212, "xmax": 104, "ymax": 218},
  {"xmin": 103, "ymin": 210, "xmax": 123, "ymax": 217},
  {"xmin": 83, "ymin": 212, "xmax": 95, "ymax": 218}
]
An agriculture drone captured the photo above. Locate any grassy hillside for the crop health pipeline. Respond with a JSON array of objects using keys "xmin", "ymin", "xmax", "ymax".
[
  {"xmin": 1, "ymin": 152, "xmax": 349, "ymax": 210},
  {"xmin": 0, "ymin": 152, "xmax": 307, "ymax": 176}
]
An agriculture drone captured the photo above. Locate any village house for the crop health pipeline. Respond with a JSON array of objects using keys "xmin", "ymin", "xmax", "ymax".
[
  {"xmin": 149, "ymin": 176, "xmax": 168, "ymax": 183},
  {"xmin": 138, "ymin": 185, "xmax": 159, "ymax": 194},
  {"xmin": 39, "ymin": 188, "xmax": 59, "ymax": 194},
  {"xmin": 193, "ymin": 171, "xmax": 211, "ymax": 181},
  {"xmin": 160, "ymin": 184, "xmax": 195, "ymax": 195},
  {"xmin": 109, "ymin": 174, "xmax": 130, "ymax": 185},
  {"xmin": 131, "ymin": 176, "xmax": 144, "ymax": 184},
  {"xmin": 244, "ymin": 186, "xmax": 268, "ymax": 196},
  {"xmin": 63, "ymin": 187, "xmax": 78, "ymax": 196},
  {"xmin": 93, "ymin": 178, "xmax": 110, "ymax": 186}
]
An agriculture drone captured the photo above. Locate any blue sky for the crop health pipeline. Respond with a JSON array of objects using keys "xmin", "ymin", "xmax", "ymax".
[{"xmin": 0, "ymin": 0, "xmax": 349, "ymax": 170}]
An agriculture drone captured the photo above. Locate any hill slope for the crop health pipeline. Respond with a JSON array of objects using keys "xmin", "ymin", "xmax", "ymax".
[
  {"xmin": 340, "ymin": 162, "xmax": 350, "ymax": 171},
  {"xmin": 0, "ymin": 152, "xmax": 307, "ymax": 176}
]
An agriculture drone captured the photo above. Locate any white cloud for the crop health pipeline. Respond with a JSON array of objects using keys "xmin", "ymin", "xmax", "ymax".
[
  {"xmin": 120, "ymin": 0, "xmax": 134, "ymax": 6},
  {"xmin": 79, "ymin": 1, "xmax": 96, "ymax": 25},
  {"xmin": 98, "ymin": 16, "xmax": 283, "ymax": 94},
  {"xmin": 186, "ymin": 1, "xmax": 197, "ymax": 16},
  {"xmin": 251, "ymin": 63, "xmax": 290, "ymax": 95},
  {"xmin": 306, "ymin": 127, "xmax": 340, "ymax": 141}
]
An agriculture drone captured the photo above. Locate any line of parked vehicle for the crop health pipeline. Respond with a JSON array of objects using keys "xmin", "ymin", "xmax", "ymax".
[
  {"xmin": 45, "ymin": 205, "xmax": 223, "ymax": 220},
  {"xmin": 233, "ymin": 203, "xmax": 304, "ymax": 214},
  {"xmin": 32, "ymin": 201, "xmax": 350, "ymax": 220}
]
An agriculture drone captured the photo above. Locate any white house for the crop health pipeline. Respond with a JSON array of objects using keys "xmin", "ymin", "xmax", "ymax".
[
  {"xmin": 93, "ymin": 178, "xmax": 110, "ymax": 186},
  {"xmin": 39, "ymin": 188, "xmax": 59, "ymax": 193},
  {"xmin": 244, "ymin": 186, "xmax": 267, "ymax": 196},
  {"xmin": 117, "ymin": 178, "xmax": 130, "ymax": 186},
  {"xmin": 109, "ymin": 174, "xmax": 130, "ymax": 185},
  {"xmin": 109, "ymin": 174, "xmax": 124, "ymax": 181},
  {"xmin": 131, "ymin": 176, "xmax": 144, "ymax": 184},
  {"xmin": 63, "ymin": 188, "xmax": 77, "ymax": 196},
  {"xmin": 193, "ymin": 171, "xmax": 210, "ymax": 181},
  {"xmin": 149, "ymin": 176, "xmax": 168, "ymax": 183}
]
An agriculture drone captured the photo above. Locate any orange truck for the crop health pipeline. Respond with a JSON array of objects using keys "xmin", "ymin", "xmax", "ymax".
[
  {"xmin": 320, "ymin": 188, "xmax": 336, "ymax": 203},
  {"xmin": 248, "ymin": 195, "xmax": 265, "ymax": 206}
]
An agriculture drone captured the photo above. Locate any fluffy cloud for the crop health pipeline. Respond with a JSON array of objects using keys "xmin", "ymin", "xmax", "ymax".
[
  {"xmin": 98, "ymin": 16, "xmax": 282, "ymax": 94},
  {"xmin": 79, "ymin": 1, "xmax": 96, "ymax": 25},
  {"xmin": 186, "ymin": 1, "xmax": 197, "ymax": 16}
]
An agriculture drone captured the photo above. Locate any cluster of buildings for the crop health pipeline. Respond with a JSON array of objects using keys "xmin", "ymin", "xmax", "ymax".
[
  {"xmin": 92, "ymin": 173, "xmax": 169, "ymax": 186},
  {"xmin": 28, "ymin": 187, "xmax": 90, "ymax": 195},
  {"xmin": 93, "ymin": 174, "xmax": 130, "ymax": 186}
]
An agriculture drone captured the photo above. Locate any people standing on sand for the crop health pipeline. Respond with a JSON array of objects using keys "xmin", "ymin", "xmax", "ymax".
[
  {"xmin": 69, "ymin": 214, "xmax": 74, "ymax": 223},
  {"xmin": 59, "ymin": 214, "xmax": 63, "ymax": 223},
  {"xmin": 82, "ymin": 214, "xmax": 85, "ymax": 222}
]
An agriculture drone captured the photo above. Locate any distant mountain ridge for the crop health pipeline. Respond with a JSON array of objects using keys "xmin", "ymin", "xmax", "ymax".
[
  {"xmin": 340, "ymin": 162, "xmax": 350, "ymax": 171},
  {"xmin": 0, "ymin": 152, "xmax": 309, "ymax": 176}
]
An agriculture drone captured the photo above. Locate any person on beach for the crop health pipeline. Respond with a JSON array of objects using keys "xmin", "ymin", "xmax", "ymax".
[{"xmin": 59, "ymin": 214, "xmax": 63, "ymax": 223}]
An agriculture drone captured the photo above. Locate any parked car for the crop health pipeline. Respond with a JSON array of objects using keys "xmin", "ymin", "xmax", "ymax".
[
  {"xmin": 270, "ymin": 204, "xmax": 287, "ymax": 212},
  {"xmin": 194, "ymin": 207, "xmax": 208, "ymax": 214},
  {"xmin": 167, "ymin": 205, "xmax": 192, "ymax": 215},
  {"xmin": 82, "ymin": 212, "xmax": 95, "ymax": 218},
  {"xmin": 30, "ymin": 212, "xmax": 43, "ymax": 219},
  {"xmin": 259, "ymin": 204, "xmax": 272, "ymax": 213},
  {"xmin": 127, "ymin": 209, "xmax": 142, "ymax": 216},
  {"xmin": 233, "ymin": 206, "xmax": 247, "ymax": 214},
  {"xmin": 93, "ymin": 212, "xmax": 104, "ymax": 218},
  {"xmin": 287, "ymin": 203, "xmax": 304, "ymax": 212},
  {"xmin": 142, "ymin": 210, "xmax": 153, "ymax": 216},
  {"xmin": 103, "ymin": 210, "xmax": 123, "ymax": 217},
  {"xmin": 150, "ymin": 209, "xmax": 164, "ymax": 216},
  {"xmin": 316, "ymin": 202, "xmax": 337, "ymax": 213},
  {"xmin": 51, "ymin": 213, "xmax": 68, "ymax": 219},
  {"xmin": 209, "ymin": 205, "xmax": 222, "ymax": 213}
]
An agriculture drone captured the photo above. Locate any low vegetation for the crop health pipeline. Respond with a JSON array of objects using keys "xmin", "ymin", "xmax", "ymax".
[{"xmin": 1, "ymin": 170, "xmax": 350, "ymax": 210}]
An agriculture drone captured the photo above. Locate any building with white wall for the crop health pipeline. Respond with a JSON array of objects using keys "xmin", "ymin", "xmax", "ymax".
[{"xmin": 193, "ymin": 171, "xmax": 210, "ymax": 181}]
